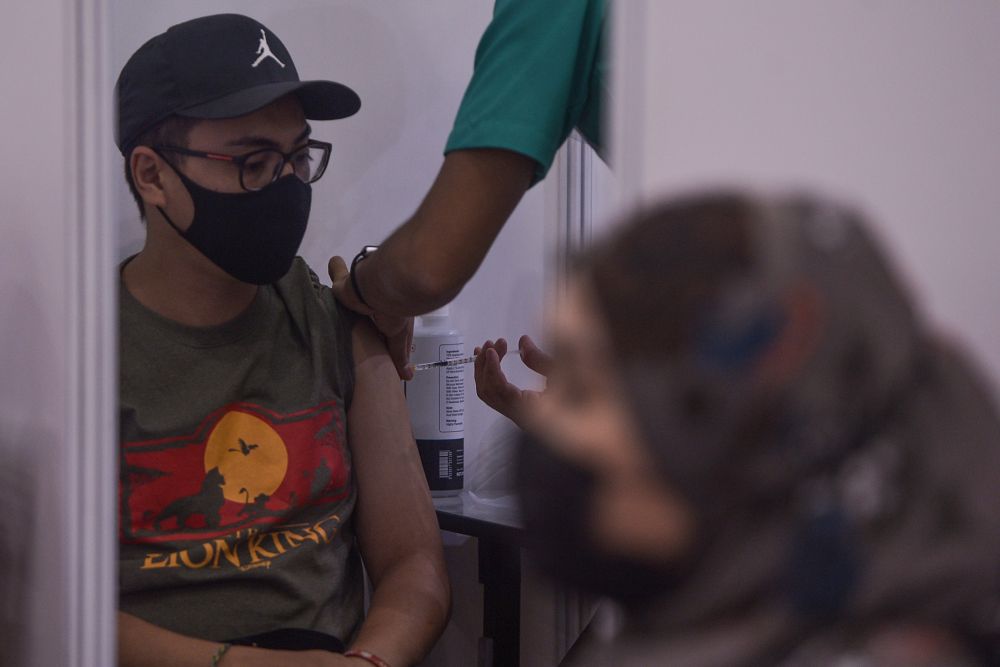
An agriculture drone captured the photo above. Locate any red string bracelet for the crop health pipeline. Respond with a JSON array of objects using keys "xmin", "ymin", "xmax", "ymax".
[{"xmin": 344, "ymin": 649, "xmax": 392, "ymax": 667}]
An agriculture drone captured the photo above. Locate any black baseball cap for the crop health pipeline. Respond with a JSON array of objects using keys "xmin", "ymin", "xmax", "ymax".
[{"xmin": 115, "ymin": 13, "xmax": 360, "ymax": 155}]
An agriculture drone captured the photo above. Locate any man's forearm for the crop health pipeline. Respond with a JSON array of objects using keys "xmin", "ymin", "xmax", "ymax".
[
  {"xmin": 346, "ymin": 321, "xmax": 453, "ymax": 665},
  {"xmin": 356, "ymin": 149, "xmax": 534, "ymax": 317},
  {"xmin": 347, "ymin": 552, "xmax": 451, "ymax": 667}
]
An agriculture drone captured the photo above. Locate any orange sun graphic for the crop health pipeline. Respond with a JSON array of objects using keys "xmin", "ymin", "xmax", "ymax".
[{"xmin": 203, "ymin": 411, "xmax": 289, "ymax": 503}]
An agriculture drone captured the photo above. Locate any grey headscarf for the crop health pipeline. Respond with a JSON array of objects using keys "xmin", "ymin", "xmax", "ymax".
[{"xmin": 580, "ymin": 192, "xmax": 1000, "ymax": 665}]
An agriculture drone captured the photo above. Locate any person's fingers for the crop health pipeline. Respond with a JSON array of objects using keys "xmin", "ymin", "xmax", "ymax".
[
  {"xmin": 519, "ymin": 334, "xmax": 554, "ymax": 376},
  {"xmin": 328, "ymin": 255, "xmax": 349, "ymax": 283},
  {"xmin": 478, "ymin": 339, "xmax": 495, "ymax": 365},
  {"xmin": 475, "ymin": 346, "xmax": 501, "ymax": 401},
  {"xmin": 474, "ymin": 341, "xmax": 490, "ymax": 387},
  {"xmin": 477, "ymin": 348, "xmax": 515, "ymax": 399},
  {"xmin": 328, "ymin": 255, "xmax": 374, "ymax": 316},
  {"xmin": 397, "ymin": 317, "xmax": 415, "ymax": 380},
  {"xmin": 480, "ymin": 347, "xmax": 535, "ymax": 424},
  {"xmin": 372, "ymin": 313, "xmax": 414, "ymax": 380},
  {"xmin": 388, "ymin": 336, "xmax": 410, "ymax": 380},
  {"xmin": 482, "ymin": 347, "xmax": 509, "ymax": 388},
  {"xmin": 473, "ymin": 337, "xmax": 549, "ymax": 423},
  {"xmin": 494, "ymin": 337, "xmax": 509, "ymax": 362}
]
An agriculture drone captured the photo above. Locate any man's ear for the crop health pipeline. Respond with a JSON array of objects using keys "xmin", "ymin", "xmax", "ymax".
[
  {"xmin": 130, "ymin": 146, "xmax": 169, "ymax": 210},
  {"xmin": 754, "ymin": 282, "xmax": 825, "ymax": 388}
]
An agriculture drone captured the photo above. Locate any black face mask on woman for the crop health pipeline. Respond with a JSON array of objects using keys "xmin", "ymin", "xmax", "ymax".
[
  {"xmin": 517, "ymin": 431, "xmax": 688, "ymax": 609},
  {"xmin": 157, "ymin": 164, "xmax": 312, "ymax": 285}
]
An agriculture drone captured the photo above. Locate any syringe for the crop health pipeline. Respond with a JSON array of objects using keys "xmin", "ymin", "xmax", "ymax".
[
  {"xmin": 412, "ymin": 347, "xmax": 524, "ymax": 372},
  {"xmin": 411, "ymin": 355, "xmax": 477, "ymax": 372}
]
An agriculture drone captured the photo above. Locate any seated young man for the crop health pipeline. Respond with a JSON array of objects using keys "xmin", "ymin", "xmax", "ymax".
[{"xmin": 115, "ymin": 14, "xmax": 449, "ymax": 667}]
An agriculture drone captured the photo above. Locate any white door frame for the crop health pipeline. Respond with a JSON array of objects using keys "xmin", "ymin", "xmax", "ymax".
[
  {"xmin": 550, "ymin": 132, "xmax": 597, "ymax": 303},
  {"xmin": 66, "ymin": 0, "xmax": 117, "ymax": 664}
]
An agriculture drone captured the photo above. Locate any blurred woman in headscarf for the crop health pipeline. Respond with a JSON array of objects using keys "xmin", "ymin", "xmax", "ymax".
[{"xmin": 516, "ymin": 191, "xmax": 1000, "ymax": 665}]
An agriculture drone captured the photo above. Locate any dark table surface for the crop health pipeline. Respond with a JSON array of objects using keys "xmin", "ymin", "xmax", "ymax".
[{"xmin": 433, "ymin": 492, "xmax": 526, "ymax": 545}]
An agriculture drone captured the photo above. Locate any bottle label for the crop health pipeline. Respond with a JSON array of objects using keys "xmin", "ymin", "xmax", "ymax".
[
  {"xmin": 406, "ymin": 329, "xmax": 464, "ymax": 494},
  {"xmin": 440, "ymin": 344, "xmax": 464, "ymax": 433},
  {"xmin": 416, "ymin": 438, "xmax": 464, "ymax": 492}
]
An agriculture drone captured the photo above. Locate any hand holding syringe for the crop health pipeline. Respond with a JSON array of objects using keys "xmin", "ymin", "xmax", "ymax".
[{"xmin": 415, "ymin": 336, "xmax": 552, "ymax": 430}]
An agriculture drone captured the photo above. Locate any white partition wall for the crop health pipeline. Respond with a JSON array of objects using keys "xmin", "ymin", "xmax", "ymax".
[
  {"xmin": 0, "ymin": 1, "xmax": 117, "ymax": 666},
  {"xmin": 613, "ymin": 0, "xmax": 1000, "ymax": 388}
]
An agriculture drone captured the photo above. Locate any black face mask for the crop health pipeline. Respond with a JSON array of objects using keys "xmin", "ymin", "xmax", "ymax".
[
  {"xmin": 516, "ymin": 431, "xmax": 687, "ymax": 609},
  {"xmin": 158, "ymin": 166, "xmax": 311, "ymax": 285}
]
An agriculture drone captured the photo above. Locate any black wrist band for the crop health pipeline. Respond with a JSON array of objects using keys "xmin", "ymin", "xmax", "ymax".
[{"xmin": 349, "ymin": 245, "xmax": 378, "ymax": 309}]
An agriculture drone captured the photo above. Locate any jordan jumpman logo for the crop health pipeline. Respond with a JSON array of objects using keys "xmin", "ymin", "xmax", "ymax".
[{"xmin": 252, "ymin": 29, "xmax": 286, "ymax": 69}]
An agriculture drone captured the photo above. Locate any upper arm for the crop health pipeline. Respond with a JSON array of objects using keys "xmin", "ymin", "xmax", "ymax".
[{"xmin": 347, "ymin": 318, "xmax": 443, "ymax": 583}]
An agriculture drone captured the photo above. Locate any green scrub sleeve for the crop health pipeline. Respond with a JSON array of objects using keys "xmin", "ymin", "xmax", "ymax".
[{"xmin": 445, "ymin": 0, "xmax": 607, "ymax": 186}]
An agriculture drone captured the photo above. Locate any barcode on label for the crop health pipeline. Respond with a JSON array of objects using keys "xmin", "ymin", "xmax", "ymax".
[{"xmin": 438, "ymin": 451, "xmax": 451, "ymax": 478}]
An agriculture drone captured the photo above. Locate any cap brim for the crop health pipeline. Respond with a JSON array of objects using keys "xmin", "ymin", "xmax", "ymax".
[{"xmin": 177, "ymin": 79, "xmax": 360, "ymax": 121}]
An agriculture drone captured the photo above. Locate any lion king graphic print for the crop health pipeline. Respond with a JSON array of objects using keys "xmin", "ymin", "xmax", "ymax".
[
  {"xmin": 117, "ymin": 258, "xmax": 366, "ymax": 641},
  {"xmin": 120, "ymin": 400, "xmax": 351, "ymax": 571}
]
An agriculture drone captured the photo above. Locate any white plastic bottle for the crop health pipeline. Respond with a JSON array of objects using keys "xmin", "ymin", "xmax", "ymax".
[{"xmin": 405, "ymin": 307, "xmax": 464, "ymax": 496}]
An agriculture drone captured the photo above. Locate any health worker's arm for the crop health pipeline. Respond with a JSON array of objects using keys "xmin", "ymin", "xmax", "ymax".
[{"xmin": 330, "ymin": 148, "xmax": 534, "ymax": 318}]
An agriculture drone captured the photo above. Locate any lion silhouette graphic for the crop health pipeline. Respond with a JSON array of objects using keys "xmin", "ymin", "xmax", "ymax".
[{"xmin": 153, "ymin": 467, "xmax": 226, "ymax": 531}]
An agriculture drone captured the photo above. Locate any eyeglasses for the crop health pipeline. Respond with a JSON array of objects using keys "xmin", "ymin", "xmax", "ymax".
[{"xmin": 154, "ymin": 139, "xmax": 332, "ymax": 192}]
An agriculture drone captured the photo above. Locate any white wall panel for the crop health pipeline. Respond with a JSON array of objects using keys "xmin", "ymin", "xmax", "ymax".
[
  {"xmin": 613, "ymin": 0, "xmax": 1000, "ymax": 388},
  {"xmin": 1, "ymin": 1, "xmax": 116, "ymax": 666}
]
